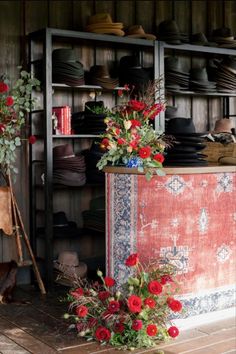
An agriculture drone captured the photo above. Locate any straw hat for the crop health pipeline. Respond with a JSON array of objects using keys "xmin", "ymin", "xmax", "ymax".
[
  {"xmin": 53, "ymin": 251, "xmax": 87, "ymax": 281},
  {"xmin": 125, "ymin": 25, "xmax": 156, "ymax": 40},
  {"xmin": 213, "ymin": 118, "xmax": 234, "ymax": 133},
  {"xmin": 85, "ymin": 13, "xmax": 124, "ymax": 36}
]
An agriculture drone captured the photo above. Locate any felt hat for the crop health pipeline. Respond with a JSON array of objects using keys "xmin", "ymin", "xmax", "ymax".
[
  {"xmin": 85, "ymin": 13, "xmax": 124, "ymax": 36},
  {"xmin": 54, "ymin": 251, "xmax": 87, "ymax": 285},
  {"xmin": 213, "ymin": 118, "xmax": 234, "ymax": 133},
  {"xmin": 53, "ymin": 144, "xmax": 86, "ymax": 171},
  {"xmin": 125, "ymin": 25, "xmax": 156, "ymax": 40},
  {"xmin": 53, "ymin": 170, "xmax": 86, "ymax": 186},
  {"xmin": 88, "ymin": 65, "xmax": 119, "ymax": 89}
]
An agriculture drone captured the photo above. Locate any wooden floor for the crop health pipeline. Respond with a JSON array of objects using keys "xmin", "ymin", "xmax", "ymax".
[{"xmin": 0, "ymin": 286, "xmax": 235, "ymax": 354}]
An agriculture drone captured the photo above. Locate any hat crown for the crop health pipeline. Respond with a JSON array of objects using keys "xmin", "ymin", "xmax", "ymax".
[
  {"xmin": 52, "ymin": 48, "xmax": 77, "ymax": 62},
  {"xmin": 88, "ymin": 13, "xmax": 113, "ymax": 25},
  {"xmin": 214, "ymin": 118, "xmax": 234, "ymax": 133},
  {"xmin": 165, "ymin": 56, "xmax": 183, "ymax": 72},
  {"xmin": 191, "ymin": 32, "xmax": 208, "ymax": 44},
  {"xmin": 89, "ymin": 65, "xmax": 110, "ymax": 78},
  {"xmin": 53, "ymin": 211, "xmax": 69, "ymax": 227},
  {"xmin": 190, "ymin": 67, "xmax": 209, "ymax": 82},
  {"xmin": 53, "ymin": 144, "xmax": 75, "ymax": 160},
  {"xmin": 57, "ymin": 251, "xmax": 79, "ymax": 267},
  {"xmin": 212, "ymin": 27, "xmax": 232, "ymax": 38},
  {"xmin": 166, "ymin": 118, "xmax": 196, "ymax": 134},
  {"xmin": 158, "ymin": 19, "xmax": 180, "ymax": 34}
]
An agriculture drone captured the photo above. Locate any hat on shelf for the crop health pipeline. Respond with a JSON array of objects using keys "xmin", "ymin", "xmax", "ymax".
[
  {"xmin": 53, "ymin": 144, "xmax": 86, "ymax": 171},
  {"xmin": 189, "ymin": 67, "xmax": 216, "ymax": 92},
  {"xmin": 157, "ymin": 20, "xmax": 189, "ymax": 44},
  {"xmin": 54, "ymin": 251, "xmax": 87, "ymax": 286},
  {"xmin": 125, "ymin": 25, "xmax": 156, "ymax": 40},
  {"xmin": 211, "ymin": 27, "xmax": 236, "ymax": 48},
  {"xmin": 213, "ymin": 118, "xmax": 235, "ymax": 134},
  {"xmin": 190, "ymin": 32, "xmax": 216, "ymax": 47},
  {"xmin": 216, "ymin": 57, "xmax": 236, "ymax": 93},
  {"xmin": 87, "ymin": 65, "xmax": 119, "ymax": 89},
  {"xmin": 85, "ymin": 13, "xmax": 124, "ymax": 36}
]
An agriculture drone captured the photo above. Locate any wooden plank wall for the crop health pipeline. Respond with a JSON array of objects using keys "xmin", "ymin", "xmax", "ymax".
[{"xmin": 0, "ymin": 0, "xmax": 235, "ymax": 274}]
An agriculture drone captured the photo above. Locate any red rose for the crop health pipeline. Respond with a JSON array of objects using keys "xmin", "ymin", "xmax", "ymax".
[
  {"xmin": 28, "ymin": 135, "xmax": 37, "ymax": 144},
  {"xmin": 144, "ymin": 297, "xmax": 156, "ymax": 308},
  {"xmin": 100, "ymin": 138, "xmax": 110, "ymax": 150},
  {"xmin": 128, "ymin": 99, "xmax": 146, "ymax": 111},
  {"xmin": 125, "ymin": 253, "xmax": 139, "ymax": 267},
  {"xmin": 130, "ymin": 119, "xmax": 142, "ymax": 128},
  {"xmin": 108, "ymin": 300, "xmax": 120, "ymax": 313},
  {"xmin": 146, "ymin": 324, "xmax": 158, "ymax": 336},
  {"xmin": 117, "ymin": 138, "xmax": 126, "ymax": 145},
  {"xmin": 167, "ymin": 298, "xmax": 182, "ymax": 312},
  {"xmin": 114, "ymin": 322, "xmax": 125, "ymax": 333},
  {"xmin": 138, "ymin": 146, "xmax": 152, "ymax": 159},
  {"xmin": 95, "ymin": 326, "xmax": 111, "ymax": 342},
  {"xmin": 0, "ymin": 124, "xmax": 5, "ymax": 133},
  {"xmin": 127, "ymin": 295, "xmax": 142, "ymax": 313},
  {"xmin": 70, "ymin": 287, "xmax": 84, "ymax": 299},
  {"xmin": 104, "ymin": 276, "xmax": 115, "ymax": 287},
  {"xmin": 168, "ymin": 326, "xmax": 179, "ymax": 338},
  {"xmin": 160, "ymin": 275, "xmax": 173, "ymax": 285},
  {"xmin": 148, "ymin": 280, "xmax": 162, "ymax": 295},
  {"xmin": 153, "ymin": 153, "xmax": 165, "ymax": 164},
  {"xmin": 0, "ymin": 82, "xmax": 9, "ymax": 93},
  {"xmin": 76, "ymin": 305, "xmax": 88, "ymax": 317},
  {"xmin": 6, "ymin": 96, "xmax": 14, "ymax": 106},
  {"xmin": 132, "ymin": 319, "xmax": 143, "ymax": 331},
  {"xmin": 98, "ymin": 290, "xmax": 110, "ymax": 301}
]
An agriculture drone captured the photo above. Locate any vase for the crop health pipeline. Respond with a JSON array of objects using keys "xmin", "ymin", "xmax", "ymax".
[{"xmin": 125, "ymin": 157, "xmax": 143, "ymax": 168}]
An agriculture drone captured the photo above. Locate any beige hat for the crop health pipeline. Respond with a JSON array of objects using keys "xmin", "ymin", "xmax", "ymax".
[
  {"xmin": 213, "ymin": 118, "xmax": 234, "ymax": 133},
  {"xmin": 125, "ymin": 25, "xmax": 156, "ymax": 40},
  {"xmin": 53, "ymin": 251, "xmax": 87, "ymax": 281},
  {"xmin": 218, "ymin": 156, "xmax": 236, "ymax": 165},
  {"xmin": 85, "ymin": 13, "xmax": 124, "ymax": 36}
]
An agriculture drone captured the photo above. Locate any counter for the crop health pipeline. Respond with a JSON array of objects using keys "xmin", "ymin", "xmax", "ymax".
[{"xmin": 105, "ymin": 165, "xmax": 236, "ymax": 318}]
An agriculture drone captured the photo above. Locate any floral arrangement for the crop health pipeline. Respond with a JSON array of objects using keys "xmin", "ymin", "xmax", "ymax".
[
  {"xmin": 63, "ymin": 253, "xmax": 182, "ymax": 350},
  {"xmin": 96, "ymin": 80, "xmax": 169, "ymax": 180},
  {"xmin": 0, "ymin": 70, "xmax": 40, "ymax": 173}
]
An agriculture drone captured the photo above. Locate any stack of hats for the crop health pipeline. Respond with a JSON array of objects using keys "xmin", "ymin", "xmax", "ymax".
[
  {"xmin": 72, "ymin": 101, "xmax": 106, "ymax": 134},
  {"xmin": 211, "ymin": 27, "xmax": 236, "ymax": 48},
  {"xmin": 53, "ymin": 144, "xmax": 86, "ymax": 186},
  {"xmin": 189, "ymin": 67, "xmax": 216, "ymax": 93},
  {"xmin": 165, "ymin": 118, "xmax": 208, "ymax": 166},
  {"xmin": 216, "ymin": 57, "xmax": 236, "ymax": 93},
  {"xmin": 53, "ymin": 251, "xmax": 87, "ymax": 286},
  {"xmin": 87, "ymin": 65, "xmax": 119, "ymax": 89},
  {"xmin": 82, "ymin": 196, "xmax": 105, "ymax": 233},
  {"xmin": 125, "ymin": 25, "xmax": 156, "ymax": 40},
  {"xmin": 37, "ymin": 211, "xmax": 82, "ymax": 239},
  {"xmin": 157, "ymin": 20, "xmax": 189, "ymax": 44},
  {"xmin": 165, "ymin": 105, "xmax": 178, "ymax": 119},
  {"xmin": 84, "ymin": 13, "xmax": 124, "ymax": 36},
  {"xmin": 118, "ymin": 54, "xmax": 152, "ymax": 93},
  {"xmin": 190, "ymin": 32, "xmax": 216, "ymax": 47},
  {"xmin": 165, "ymin": 56, "xmax": 190, "ymax": 91},
  {"xmin": 52, "ymin": 48, "xmax": 85, "ymax": 86},
  {"xmin": 84, "ymin": 142, "xmax": 105, "ymax": 184}
]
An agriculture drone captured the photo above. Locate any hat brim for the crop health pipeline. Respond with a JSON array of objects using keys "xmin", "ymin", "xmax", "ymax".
[
  {"xmin": 85, "ymin": 22, "xmax": 123, "ymax": 30},
  {"xmin": 86, "ymin": 28, "xmax": 125, "ymax": 36},
  {"xmin": 125, "ymin": 33, "xmax": 156, "ymax": 40}
]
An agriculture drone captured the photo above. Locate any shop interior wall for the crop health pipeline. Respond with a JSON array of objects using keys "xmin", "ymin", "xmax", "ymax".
[{"xmin": 0, "ymin": 0, "xmax": 235, "ymax": 279}]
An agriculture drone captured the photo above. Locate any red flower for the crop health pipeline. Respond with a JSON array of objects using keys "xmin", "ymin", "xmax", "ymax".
[
  {"xmin": 160, "ymin": 275, "xmax": 173, "ymax": 285},
  {"xmin": 130, "ymin": 119, "xmax": 142, "ymax": 128},
  {"xmin": 95, "ymin": 326, "xmax": 111, "ymax": 342},
  {"xmin": 153, "ymin": 153, "xmax": 165, "ymax": 164},
  {"xmin": 118, "ymin": 89, "xmax": 123, "ymax": 97},
  {"xmin": 0, "ymin": 82, "xmax": 9, "ymax": 93},
  {"xmin": 28, "ymin": 135, "xmax": 37, "ymax": 144},
  {"xmin": 76, "ymin": 305, "xmax": 88, "ymax": 317},
  {"xmin": 127, "ymin": 295, "xmax": 142, "ymax": 313},
  {"xmin": 88, "ymin": 318, "xmax": 98, "ymax": 328},
  {"xmin": 148, "ymin": 280, "xmax": 162, "ymax": 295},
  {"xmin": 100, "ymin": 138, "xmax": 110, "ymax": 150},
  {"xmin": 138, "ymin": 146, "xmax": 152, "ymax": 159},
  {"xmin": 128, "ymin": 99, "xmax": 146, "ymax": 112},
  {"xmin": 144, "ymin": 297, "xmax": 156, "ymax": 308},
  {"xmin": 108, "ymin": 300, "xmax": 120, "ymax": 313},
  {"xmin": 167, "ymin": 298, "xmax": 182, "ymax": 312},
  {"xmin": 146, "ymin": 324, "xmax": 158, "ymax": 336},
  {"xmin": 132, "ymin": 319, "xmax": 143, "ymax": 331},
  {"xmin": 125, "ymin": 253, "xmax": 139, "ymax": 267},
  {"xmin": 70, "ymin": 287, "xmax": 84, "ymax": 299},
  {"xmin": 98, "ymin": 290, "xmax": 110, "ymax": 301},
  {"xmin": 117, "ymin": 138, "xmax": 126, "ymax": 145},
  {"xmin": 104, "ymin": 276, "xmax": 115, "ymax": 287},
  {"xmin": 6, "ymin": 96, "xmax": 14, "ymax": 106},
  {"xmin": 114, "ymin": 322, "xmax": 125, "ymax": 333},
  {"xmin": 168, "ymin": 326, "xmax": 179, "ymax": 338},
  {"xmin": 0, "ymin": 124, "xmax": 5, "ymax": 133}
]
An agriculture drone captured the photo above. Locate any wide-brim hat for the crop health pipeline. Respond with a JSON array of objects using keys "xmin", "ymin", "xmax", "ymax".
[
  {"xmin": 85, "ymin": 13, "xmax": 124, "ymax": 36},
  {"xmin": 54, "ymin": 250, "xmax": 87, "ymax": 284},
  {"xmin": 53, "ymin": 144, "xmax": 85, "ymax": 167},
  {"xmin": 88, "ymin": 65, "xmax": 119, "ymax": 89},
  {"xmin": 125, "ymin": 25, "xmax": 156, "ymax": 40},
  {"xmin": 53, "ymin": 170, "xmax": 86, "ymax": 186}
]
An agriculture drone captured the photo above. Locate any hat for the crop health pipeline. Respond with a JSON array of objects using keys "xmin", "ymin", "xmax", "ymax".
[
  {"xmin": 218, "ymin": 156, "xmax": 236, "ymax": 165},
  {"xmin": 53, "ymin": 170, "xmax": 86, "ymax": 186},
  {"xmin": 53, "ymin": 144, "xmax": 86, "ymax": 171},
  {"xmin": 125, "ymin": 25, "xmax": 156, "ymax": 40},
  {"xmin": 88, "ymin": 65, "xmax": 119, "ymax": 89},
  {"xmin": 54, "ymin": 251, "xmax": 87, "ymax": 277},
  {"xmin": 85, "ymin": 13, "xmax": 124, "ymax": 36},
  {"xmin": 166, "ymin": 117, "xmax": 196, "ymax": 134},
  {"xmin": 157, "ymin": 20, "xmax": 184, "ymax": 44},
  {"xmin": 213, "ymin": 118, "xmax": 234, "ymax": 133}
]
